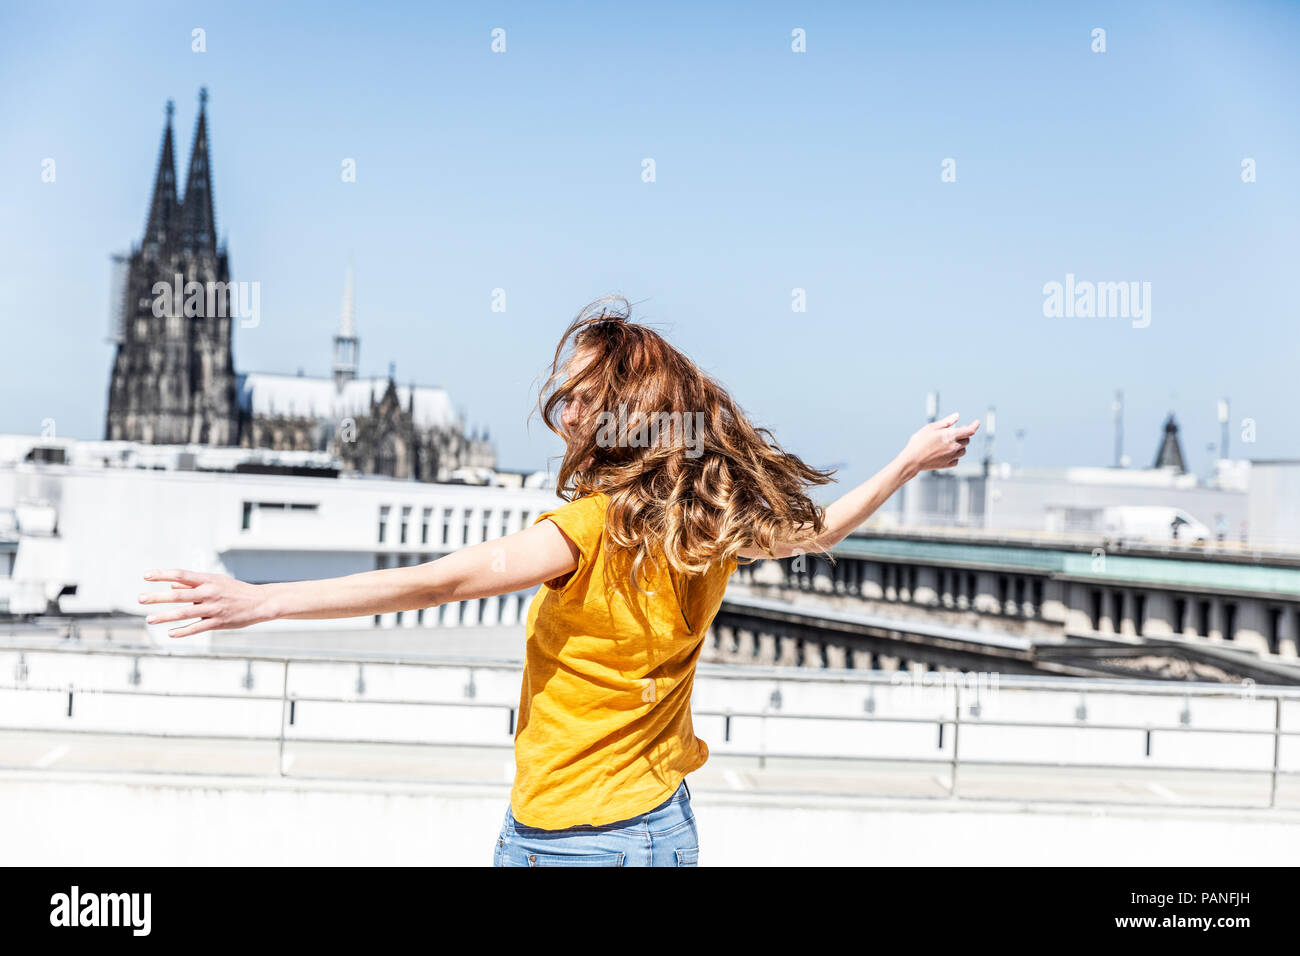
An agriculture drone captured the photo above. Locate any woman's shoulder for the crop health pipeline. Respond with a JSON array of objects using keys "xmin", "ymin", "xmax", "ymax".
[
  {"xmin": 533, "ymin": 492, "xmax": 610, "ymax": 551},
  {"xmin": 556, "ymin": 491, "xmax": 609, "ymax": 522},
  {"xmin": 537, "ymin": 490, "xmax": 609, "ymax": 518}
]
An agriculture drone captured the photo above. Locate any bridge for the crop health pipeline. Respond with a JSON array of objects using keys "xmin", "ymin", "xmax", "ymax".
[{"xmin": 712, "ymin": 530, "xmax": 1300, "ymax": 684}]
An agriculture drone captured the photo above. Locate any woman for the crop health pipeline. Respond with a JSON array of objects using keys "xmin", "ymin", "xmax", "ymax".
[{"xmin": 139, "ymin": 295, "xmax": 978, "ymax": 866}]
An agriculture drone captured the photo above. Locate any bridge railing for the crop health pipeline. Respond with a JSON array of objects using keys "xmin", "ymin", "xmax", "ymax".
[{"xmin": 0, "ymin": 639, "xmax": 1297, "ymax": 809}]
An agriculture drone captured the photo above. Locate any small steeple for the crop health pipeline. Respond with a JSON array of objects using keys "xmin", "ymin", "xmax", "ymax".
[
  {"xmin": 180, "ymin": 87, "xmax": 217, "ymax": 253},
  {"xmin": 1153, "ymin": 413, "xmax": 1187, "ymax": 473},
  {"xmin": 143, "ymin": 100, "xmax": 180, "ymax": 254},
  {"xmin": 332, "ymin": 263, "xmax": 359, "ymax": 389}
]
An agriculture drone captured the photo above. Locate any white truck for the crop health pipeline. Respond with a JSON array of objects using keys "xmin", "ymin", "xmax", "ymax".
[{"xmin": 1101, "ymin": 506, "xmax": 1211, "ymax": 546}]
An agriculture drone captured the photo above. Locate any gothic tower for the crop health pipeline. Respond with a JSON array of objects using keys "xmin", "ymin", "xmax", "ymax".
[{"xmin": 106, "ymin": 89, "xmax": 239, "ymax": 445}]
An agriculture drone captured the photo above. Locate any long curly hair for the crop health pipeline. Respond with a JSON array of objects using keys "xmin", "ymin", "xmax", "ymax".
[{"xmin": 536, "ymin": 295, "xmax": 835, "ymax": 589}]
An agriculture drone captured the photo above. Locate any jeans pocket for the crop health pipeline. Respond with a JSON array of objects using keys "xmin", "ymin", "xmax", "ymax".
[
  {"xmin": 674, "ymin": 846, "xmax": 699, "ymax": 867},
  {"xmin": 526, "ymin": 850, "xmax": 626, "ymax": 867}
]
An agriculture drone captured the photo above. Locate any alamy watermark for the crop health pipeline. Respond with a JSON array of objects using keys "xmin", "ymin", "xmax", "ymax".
[
  {"xmin": 594, "ymin": 403, "xmax": 706, "ymax": 459},
  {"xmin": 151, "ymin": 274, "xmax": 260, "ymax": 328},
  {"xmin": 50, "ymin": 885, "xmax": 151, "ymax": 936},
  {"xmin": 1042, "ymin": 273, "xmax": 1150, "ymax": 328},
  {"xmin": 889, "ymin": 668, "xmax": 1002, "ymax": 707}
]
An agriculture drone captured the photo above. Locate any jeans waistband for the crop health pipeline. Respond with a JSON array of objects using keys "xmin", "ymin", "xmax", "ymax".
[{"xmin": 508, "ymin": 777, "xmax": 692, "ymax": 833}]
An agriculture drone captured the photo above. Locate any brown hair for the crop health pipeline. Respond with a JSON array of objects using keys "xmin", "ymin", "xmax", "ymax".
[{"xmin": 536, "ymin": 296, "xmax": 835, "ymax": 588}]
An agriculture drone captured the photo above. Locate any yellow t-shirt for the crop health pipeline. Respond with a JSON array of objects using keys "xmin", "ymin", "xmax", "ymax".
[{"xmin": 510, "ymin": 491, "xmax": 737, "ymax": 829}]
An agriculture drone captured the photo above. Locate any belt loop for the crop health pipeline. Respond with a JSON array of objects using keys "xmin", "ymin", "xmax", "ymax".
[{"xmin": 683, "ymin": 778, "xmax": 691, "ymax": 800}]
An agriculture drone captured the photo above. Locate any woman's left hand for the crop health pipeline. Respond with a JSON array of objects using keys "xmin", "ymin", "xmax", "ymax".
[
  {"xmin": 138, "ymin": 569, "xmax": 275, "ymax": 638},
  {"xmin": 899, "ymin": 413, "xmax": 980, "ymax": 474}
]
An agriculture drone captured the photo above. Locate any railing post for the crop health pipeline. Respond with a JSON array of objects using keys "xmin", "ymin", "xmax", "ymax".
[
  {"xmin": 1270, "ymin": 696, "xmax": 1282, "ymax": 809},
  {"xmin": 277, "ymin": 660, "xmax": 289, "ymax": 776},
  {"xmin": 950, "ymin": 684, "xmax": 961, "ymax": 797}
]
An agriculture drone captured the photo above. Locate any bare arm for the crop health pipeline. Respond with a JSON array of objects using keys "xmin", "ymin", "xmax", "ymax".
[
  {"xmin": 139, "ymin": 518, "xmax": 579, "ymax": 639},
  {"xmin": 737, "ymin": 414, "xmax": 980, "ymax": 560}
]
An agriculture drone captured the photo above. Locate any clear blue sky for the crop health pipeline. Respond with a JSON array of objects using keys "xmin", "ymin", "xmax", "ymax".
[{"xmin": 2, "ymin": 0, "xmax": 1297, "ymax": 492}]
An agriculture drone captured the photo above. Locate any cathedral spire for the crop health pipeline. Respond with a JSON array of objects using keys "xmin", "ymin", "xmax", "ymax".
[
  {"xmin": 180, "ymin": 87, "xmax": 217, "ymax": 252},
  {"xmin": 143, "ymin": 100, "xmax": 179, "ymax": 254}
]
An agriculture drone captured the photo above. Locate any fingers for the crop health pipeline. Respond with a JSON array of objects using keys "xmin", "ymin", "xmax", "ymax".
[
  {"xmin": 139, "ymin": 587, "xmax": 200, "ymax": 606},
  {"xmin": 933, "ymin": 414, "xmax": 979, "ymax": 442},
  {"xmin": 933, "ymin": 412, "xmax": 960, "ymax": 429},
  {"xmin": 139, "ymin": 569, "xmax": 225, "ymax": 638},
  {"xmin": 936, "ymin": 447, "xmax": 967, "ymax": 469},
  {"xmin": 144, "ymin": 568, "xmax": 210, "ymax": 587},
  {"xmin": 146, "ymin": 607, "xmax": 201, "ymax": 626},
  {"xmin": 166, "ymin": 619, "xmax": 218, "ymax": 639}
]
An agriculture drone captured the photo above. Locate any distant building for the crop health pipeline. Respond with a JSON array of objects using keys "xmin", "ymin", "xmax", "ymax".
[
  {"xmin": 1247, "ymin": 461, "xmax": 1300, "ymax": 552},
  {"xmin": 235, "ymin": 266, "xmax": 495, "ymax": 482},
  {"xmin": 105, "ymin": 92, "xmax": 493, "ymax": 482},
  {"xmin": 0, "ymin": 433, "xmax": 555, "ymax": 623},
  {"xmin": 895, "ymin": 415, "xmax": 1257, "ymax": 547}
]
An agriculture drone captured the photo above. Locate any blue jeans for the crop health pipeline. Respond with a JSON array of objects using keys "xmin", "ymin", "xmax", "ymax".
[{"xmin": 493, "ymin": 778, "xmax": 699, "ymax": 866}]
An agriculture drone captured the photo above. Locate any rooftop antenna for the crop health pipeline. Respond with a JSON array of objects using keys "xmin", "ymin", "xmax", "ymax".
[
  {"xmin": 982, "ymin": 405, "xmax": 996, "ymax": 476},
  {"xmin": 1112, "ymin": 389, "xmax": 1124, "ymax": 467},
  {"xmin": 1217, "ymin": 397, "xmax": 1230, "ymax": 461}
]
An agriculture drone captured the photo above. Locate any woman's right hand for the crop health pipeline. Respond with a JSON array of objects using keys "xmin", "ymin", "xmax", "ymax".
[
  {"xmin": 899, "ymin": 413, "xmax": 980, "ymax": 475},
  {"xmin": 139, "ymin": 569, "xmax": 277, "ymax": 638}
]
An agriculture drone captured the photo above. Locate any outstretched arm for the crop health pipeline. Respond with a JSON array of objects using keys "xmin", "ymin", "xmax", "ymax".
[
  {"xmin": 737, "ymin": 413, "xmax": 980, "ymax": 559},
  {"xmin": 139, "ymin": 517, "xmax": 580, "ymax": 639}
]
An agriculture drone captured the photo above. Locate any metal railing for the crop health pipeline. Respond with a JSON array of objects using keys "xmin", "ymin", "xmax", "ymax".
[{"xmin": 1, "ymin": 639, "xmax": 1297, "ymax": 810}]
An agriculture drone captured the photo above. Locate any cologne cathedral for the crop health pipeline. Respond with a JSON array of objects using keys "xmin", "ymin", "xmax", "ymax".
[{"xmin": 105, "ymin": 91, "xmax": 494, "ymax": 482}]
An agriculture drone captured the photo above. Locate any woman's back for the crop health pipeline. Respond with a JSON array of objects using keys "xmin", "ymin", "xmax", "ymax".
[{"xmin": 511, "ymin": 491, "xmax": 737, "ymax": 829}]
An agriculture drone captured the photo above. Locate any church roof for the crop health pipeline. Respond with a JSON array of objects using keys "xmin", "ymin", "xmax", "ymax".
[
  {"xmin": 236, "ymin": 373, "xmax": 458, "ymax": 430},
  {"xmin": 1154, "ymin": 413, "xmax": 1187, "ymax": 473}
]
